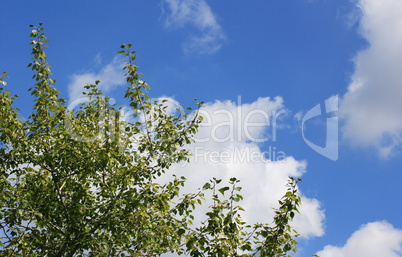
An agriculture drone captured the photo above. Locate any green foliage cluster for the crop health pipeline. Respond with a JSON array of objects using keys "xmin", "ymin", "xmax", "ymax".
[{"xmin": 0, "ymin": 24, "xmax": 302, "ymax": 256}]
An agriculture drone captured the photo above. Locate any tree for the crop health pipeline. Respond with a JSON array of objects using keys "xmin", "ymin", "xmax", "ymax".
[{"xmin": 0, "ymin": 24, "xmax": 302, "ymax": 256}]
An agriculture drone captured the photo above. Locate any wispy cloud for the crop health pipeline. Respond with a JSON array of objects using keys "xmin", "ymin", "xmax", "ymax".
[
  {"xmin": 162, "ymin": 0, "xmax": 226, "ymax": 54},
  {"xmin": 68, "ymin": 56, "xmax": 125, "ymax": 102},
  {"xmin": 340, "ymin": 0, "xmax": 402, "ymax": 158},
  {"xmin": 316, "ymin": 221, "xmax": 402, "ymax": 257}
]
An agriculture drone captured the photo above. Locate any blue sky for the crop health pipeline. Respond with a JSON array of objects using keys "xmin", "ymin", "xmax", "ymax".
[{"xmin": 2, "ymin": 0, "xmax": 402, "ymax": 256}]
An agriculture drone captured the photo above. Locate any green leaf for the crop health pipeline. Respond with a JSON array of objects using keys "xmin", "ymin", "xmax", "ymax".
[{"xmin": 218, "ymin": 186, "xmax": 229, "ymax": 195}]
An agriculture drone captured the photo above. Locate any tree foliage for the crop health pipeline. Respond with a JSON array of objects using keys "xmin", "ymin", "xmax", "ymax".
[{"xmin": 0, "ymin": 24, "xmax": 302, "ymax": 256}]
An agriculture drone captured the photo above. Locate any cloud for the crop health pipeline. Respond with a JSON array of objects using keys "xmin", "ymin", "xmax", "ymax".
[
  {"xmin": 293, "ymin": 197, "xmax": 325, "ymax": 238},
  {"xmin": 340, "ymin": 0, "xmax": 402, "ymax": 158},
  {"xmin": 162, "ymin": 0, "xmax": 226, "ymax": 54},
  {"xmin": 68, "ymin": 56, "xmax": 125, "ymax": 102},
  {"xmin": 159, "ymin": 96, "xmax": 325, "ymax": 243},
  {"xmin": 316, "ymin": 221, "xmax": 402, "ymax": 257}
]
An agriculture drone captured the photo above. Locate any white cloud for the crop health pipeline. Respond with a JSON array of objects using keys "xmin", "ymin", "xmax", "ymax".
[
  {"xmin": 160, "ymin": 96, "xmax": 325, "ymax": 243},
  {"xmin": 162, "ymin": 0, "xmax": 226, "ymax": 54},
  {"xmin": 340, "ymin": 0, "xmax": 402, "ymax": 158},
  {"xmin": 293, "ymin": 197, "xmax": 325, "ymax": 238},
  {"xmin": 68, "ymin": 56, "xmax": 125, "ymax": 102},
  {"xmin": 316, "ymin": 221, "xmax": 402, "ymax": 257}
]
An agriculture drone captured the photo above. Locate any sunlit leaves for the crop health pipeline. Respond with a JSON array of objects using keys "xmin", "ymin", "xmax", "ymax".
[
  {"xmin": 184, "ymin": 177, "xmax": 301, "ymax": 257},
  {"xmin": 0, "ymin": 24, "xmax": 202, "ymax": 256},
  {"xmin": 0, "ymin": 71, "xmax": 7, "ymax": 86},
  {"xmin": 0, "ymin": 24, "xmax": 303, "ymax": 257}
]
